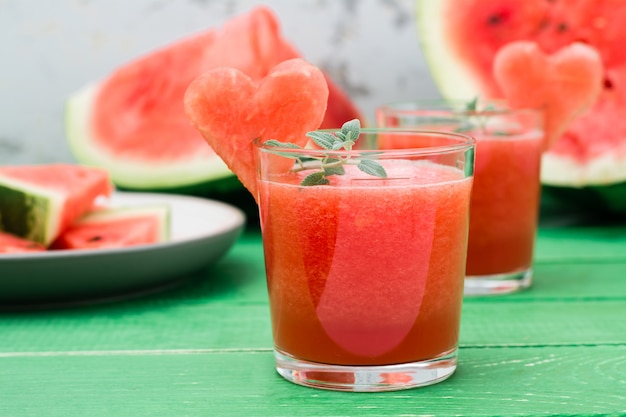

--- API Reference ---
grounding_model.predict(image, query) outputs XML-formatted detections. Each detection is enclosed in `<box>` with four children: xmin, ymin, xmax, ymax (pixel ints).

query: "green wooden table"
<box><xmin>2</xmin><ymin>223</ymin><xmax>626</xmax><ymax>416</ymax></box>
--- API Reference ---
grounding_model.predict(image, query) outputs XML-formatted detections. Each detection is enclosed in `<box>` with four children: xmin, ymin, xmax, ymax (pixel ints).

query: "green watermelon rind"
<box><xmin>0</xmin><ymin>175</ymin><xmax>64</xmax><ymax>245</ymax></box>
<box><xmin>65</xmin><ymin>83</ymin><xmax>235</xmax><ymax>190</ymax></box>
<box><xmin>415</xmin><ymin>0</ymin><xmax>626</xmax><ymax>201</ymax></box>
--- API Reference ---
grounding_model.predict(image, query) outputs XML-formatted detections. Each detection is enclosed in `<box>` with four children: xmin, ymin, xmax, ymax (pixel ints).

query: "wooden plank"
<box><xmin>1</xmin><ymin>346</ymin><xmax>624</xmax><ymax>417</ymax></box>
<box><xmin>2</xmin><ymin>257</ymin><xmax>626</xmax><ymax>352</ymax></box>
<box><xmin>460</xmin><ymin>300</ymin><xmax>626</xmax><ymax>347</ymax></box>
<box><xmin>2</xmin><ymin>298</ymin><xmax>624</xmax><ymax>353</ymax></box>
<box><xmin>535</xmin><ymin>226</ymin><xmax>626</xmax><ymax>263</ymax></box>
<box><xmin>0</xmin><ymin>302</ymin><xmax>273</xmax><ymax>353</ymax></box>
<box><xmin>463</xmin><ymin>261</ymin><xmax>626</xmax><ymax>302</ymax></box>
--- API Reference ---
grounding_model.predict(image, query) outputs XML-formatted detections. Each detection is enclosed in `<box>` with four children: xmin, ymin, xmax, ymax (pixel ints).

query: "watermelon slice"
<box><xmin>184</xmin><ymin>58</ymin><xmax>329</xmax><ymax>200</ymax></box>
<box><xmin>65</xmin><ymin>6</ymin><xmax>362</xmax><ymax>193</ymax></box>
<box><xmin>51</xmin><ymin>205</ymin><xmax>169</xmax><ymax>250</ymax></box>
<box><xmin>0</xmin><ymin>164</ymin><xmax>113</xmax><ymax>245</ymax></box>
<box><xmin>0</xmin><ymin>231</ymin><xmax>46</xmax><ymax>254</ymax></box>
<box><xmin>417</xmin><ymin>0</ymin><xmax>626</xmax><ymax>214</ymax></box>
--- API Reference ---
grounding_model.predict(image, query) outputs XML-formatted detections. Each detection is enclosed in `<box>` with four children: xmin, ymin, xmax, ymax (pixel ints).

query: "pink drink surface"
<box><xmin>466</xmin><ymin>130</ymin><xmax>543</xmax><ymax>276</ymax></box>
<box><xmin>259</xmin><ymin>162</ymin><xmax>472</xmax><ymax>366</ymax></box>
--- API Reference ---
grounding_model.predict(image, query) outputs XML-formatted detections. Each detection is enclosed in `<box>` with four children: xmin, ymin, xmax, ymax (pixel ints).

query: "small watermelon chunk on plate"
<box><xmin>51</xmin><ymin>205</ymin><xmax>170</xmax><ymax>250</ymax></box>
<box><xmin>0</xmin><ymin>164</ymin><xmax>113</xmax><ymax>246</ymax></box>
<box><xmin>0</xmin><ymin>232</ymin><xmax>46</xmax><ymax>254</ymax></box>
<box><xmin>416</xmin><ymin>0</ymin><xmax>626</xmax><ymax>217</ymax></box>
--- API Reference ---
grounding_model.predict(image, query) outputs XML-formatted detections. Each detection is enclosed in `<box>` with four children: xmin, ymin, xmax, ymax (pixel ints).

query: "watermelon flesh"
<box><xmin>66</xmin><ymin>6</ymin><xmax>362</xmax><ymax>191</ymax></box>
<box><xmin>0</xmin><ymin>231</ymin><xmax>46</xmax><ymax>254</ymax></box>
<box><xmin>184</xmin><ymin>58</ymin><xmax>329</xmax><ymax>201</ymax></box>
<box><xmin>0</xmin><ymin>164</ymin><xmax>113</xmax><ymax>245</ymax></box>
<box><xmin>51</xmin><ymin>205</ymin><xmax>169</xmax><ymax>250</ymax></box>
<box><xmin>418</xmin><ymin>0</ymin><xmax>626</xmax><ymax>187</ymax></box>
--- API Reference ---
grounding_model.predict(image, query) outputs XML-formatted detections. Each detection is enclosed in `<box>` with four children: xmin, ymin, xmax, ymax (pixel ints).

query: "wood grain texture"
<box><xmin>1</xmin><ymin>227</ymin><xmax>625</xmax><ymax>416</ymax></box>
<box><xmin>1</xmin><ymin>347</ymin><xmax>624</xmax><ymax>417</ymax></box>
<box><xmin>535</xmin><ymin>226</ymin><xmax>626</xmax><ymax>263</ymax></box>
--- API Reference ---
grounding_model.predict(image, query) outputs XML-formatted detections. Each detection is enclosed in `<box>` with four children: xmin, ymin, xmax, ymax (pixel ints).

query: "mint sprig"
<box><xmin>455</xmin><ymin>97</ymin><xmax>498</xmax><ymax>134</ymax></box>
<box><xmin>264</xmin><ymin>119</ymin><xmax>387</xmax><ymax>186</ymax></box>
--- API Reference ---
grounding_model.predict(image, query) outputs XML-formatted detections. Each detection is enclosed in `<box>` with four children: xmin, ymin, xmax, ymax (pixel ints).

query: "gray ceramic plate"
<box><xmin>0</xmin><ymin>192</ymin><xmax>246</xmax><ymax>307</ymax></box>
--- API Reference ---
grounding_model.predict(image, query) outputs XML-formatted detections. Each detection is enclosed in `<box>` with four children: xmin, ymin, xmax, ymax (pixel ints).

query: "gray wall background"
<box><xmin>0</xmin><ymin>0</ymin><xmax>440</xmax><ymax>165</ymax></box>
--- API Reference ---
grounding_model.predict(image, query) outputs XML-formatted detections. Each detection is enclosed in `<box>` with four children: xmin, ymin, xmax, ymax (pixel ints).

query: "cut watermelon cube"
<box><xmin>50</xmin><ymin>205</ymin><xmax>170</xmax><ymax>250</ymax></box>
<box><xmin>0</xmin><ymin>164</ymin><xmax>113</xmax><ymax>246</ymax></box>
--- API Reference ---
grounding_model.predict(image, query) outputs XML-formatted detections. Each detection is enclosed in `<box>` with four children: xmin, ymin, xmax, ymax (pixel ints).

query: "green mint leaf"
<box><xmin>301</xmin><ymin>171</ymin><xmax>330</xmax><ymax>186</ymax></box>
<box><xmin>491</xmin><ymin>130</ymin><xmax>510</xmax><ymax>136</ymax></box>
<box><xmin>357</xmin><ymin>159</ymin><xmax>387</xmax><ymax>178</ymax></box>
<box><xmin>466</xmin><ymin>97</ymin><xmax>478</xmax><ymax>111</ymax></box>
<box><xmin>269</xmin><ymin>119</ymin><xmax>390</xmax><ymax>186</ymax></box>
<box><xmin>454</xmin><ymin>124</ymin><xmax>475</xmax><ymax>133</ymax></box>
<box><xmin>306</xmin><ymin>131</ymin><xmax>338</xmax><ymax>150</ymax></box>
<box><xmin>264</xmin><ymin>139</ymin><xmax>302</xmax><ymax>149</ymax></box>
<box><xmin>332</xmin><ymin>140</ymin><xmax>353</xmax><ymax>150</ymax></box>
<box><xmin>341</xmin><ymin>119</ymin><xmax>361</xmax><ymax>142</ymax></box>
<box><xmin>322</xmin><ymin>159</ymin><xmax>346</xmax><ymax>176</ymax></box>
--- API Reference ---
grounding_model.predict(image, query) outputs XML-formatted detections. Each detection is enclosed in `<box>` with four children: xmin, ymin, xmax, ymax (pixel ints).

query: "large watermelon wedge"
<box><xmin>65</xmin><ymin>6</ymin><xmax>362</xmax><ymax>194</ymax></box>
<box><xmin>417</xmin><ymin>0</ymin><xmax>626</xmax><ymax>215</ymax></box>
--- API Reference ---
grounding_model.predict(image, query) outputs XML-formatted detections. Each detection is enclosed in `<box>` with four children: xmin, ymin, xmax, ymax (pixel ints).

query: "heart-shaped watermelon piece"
<box><xmin>184</xmin><ymin>58</ymin><xmax>329</xmax><ymax>201</ymax></box>
<box><xmin>494</xmin><ymin>41</ymin><xmax>604</xmax><ymax>150</ymax></box>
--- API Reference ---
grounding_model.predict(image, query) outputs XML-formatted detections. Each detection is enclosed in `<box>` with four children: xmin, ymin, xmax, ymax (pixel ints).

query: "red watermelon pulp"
<box><xmin>417</xmin><ymin>0</ymin><xmax>626</xmax><ymax>215</ymax></box>
<box><xmin>51</xmin><ymin>205</ymin><xmax>170</xmax><ymax>250</ymax></box>
<box><xmin>0</xmin><ymin>232</ymin><xmax>46</xmax><ymax>254</ymax></box>
<box><xmin>65</xmin><ymin>6</ymin><xmax>362</xmax><ymax>196</ymax></box>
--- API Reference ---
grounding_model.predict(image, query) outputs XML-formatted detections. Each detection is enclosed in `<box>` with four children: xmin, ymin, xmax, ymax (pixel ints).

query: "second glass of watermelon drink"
<box><xmin>255</xmin><ymin>126</ymin><xmax>475</xmax><ymax>392</ymax></box>
<box><xmin>376</xmin><ymin>100</ymin><xmax>544</xmax><ymax>295</ymax></box>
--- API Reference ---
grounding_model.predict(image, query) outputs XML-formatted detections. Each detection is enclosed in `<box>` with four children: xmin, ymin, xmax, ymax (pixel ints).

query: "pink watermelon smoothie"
<box><xmin>259</xmin><ymin>162</ymin><xmax>472</xmax><ymax>366</ymax></box>
<box><xmin>467</xmin><ymin>130</ymin><xmax>543</xmax><ymax>276</ymax></box>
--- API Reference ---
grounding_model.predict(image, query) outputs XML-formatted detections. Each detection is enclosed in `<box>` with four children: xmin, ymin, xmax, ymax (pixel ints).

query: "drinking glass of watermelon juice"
<box><xmin>255</xmin><ymin>128</ymin><xmax>475</xmax><ymax>391</ymax></box>
<box><xmin>376</xmin><ymin>101</ymin><xmax>544</xmax><ymax>296</ymax></box>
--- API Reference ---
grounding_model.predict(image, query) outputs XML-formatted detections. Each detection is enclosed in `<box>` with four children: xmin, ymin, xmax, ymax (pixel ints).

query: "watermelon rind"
<box><xmin>541</xmin><ymin>152</ymin><xmax>626</xmax><ymax>186</ymax></box>
<box><xmin>416</xmin><ymin>0</ymin><xmax>481</xmax><ymax>102</ymax></box>
<box><xmin>0</xmin><ymin>175</ymin><xmax>64</xmax><ymax>245</ymax></box>
<box><xmin>65</xmin><ymin>83</ymin><xmax>234</xmax><ymax>190</ymax></box>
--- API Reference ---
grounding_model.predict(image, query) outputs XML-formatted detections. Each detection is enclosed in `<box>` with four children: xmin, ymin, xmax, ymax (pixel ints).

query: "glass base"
<box><xmin>274</xmin><ymin>347</ymin><xmax>458</xmax><ymax>392</ymax></box>
<box><xmin>464</xmin><ymin>268</ymin><xmax>532</xmax><ymax>296</ymax></box>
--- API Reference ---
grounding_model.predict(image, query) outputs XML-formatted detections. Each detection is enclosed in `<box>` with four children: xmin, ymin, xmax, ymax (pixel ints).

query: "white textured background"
<box><xmin>0</xmin><ymin>0</ymin><xmax>440</xmax><ymax>165</ymax></box>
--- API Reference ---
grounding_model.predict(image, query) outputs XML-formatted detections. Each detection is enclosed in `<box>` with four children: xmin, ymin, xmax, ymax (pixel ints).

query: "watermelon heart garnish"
<box><xmin>184</xmin><ymin>58</ymin><xmax>329</xmax><ymax>201</ymax></box>
<box><xmin>493</xmin><ymin>41</ymin><xmax>604</xmax><ymax>150</ymax></box>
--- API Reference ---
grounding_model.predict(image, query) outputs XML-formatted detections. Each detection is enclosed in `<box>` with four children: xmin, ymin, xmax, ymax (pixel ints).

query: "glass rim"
<box><xmin>256</xmin><ymin>128</ymin><xmax>475</xmax><ymax>158</ymax></box>
<box><xmin>377</xmin><ymin>99</ymin><xmax>543</xmax><ymax>117</ymax></box>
